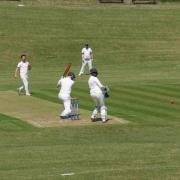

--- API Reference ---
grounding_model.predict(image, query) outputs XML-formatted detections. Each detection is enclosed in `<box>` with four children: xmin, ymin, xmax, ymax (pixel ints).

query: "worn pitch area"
<box><xmin>0</xmin><ymin>91</ymin><xmax>128</xmax><ymax>127</ymax></box>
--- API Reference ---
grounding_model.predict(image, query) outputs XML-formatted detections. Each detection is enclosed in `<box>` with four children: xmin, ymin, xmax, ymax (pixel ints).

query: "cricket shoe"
<box><xmin>78</xmin><ymin>73</ymin><xmax>83</xmax><ymax>76</ymax></box>
<box><xmin>26</xmin><ymin>93</ymin><xmax>31</xmax><ymax>96</ymax></box>
<box><xmin>102</xmin><ymin>119</ymin><xmax>107</xmax><ymax>123</ymax></box>
<box><xmin>60</xmin><ymin>115</ymin><xmax>69</xmax><ymax>119</ymax></box>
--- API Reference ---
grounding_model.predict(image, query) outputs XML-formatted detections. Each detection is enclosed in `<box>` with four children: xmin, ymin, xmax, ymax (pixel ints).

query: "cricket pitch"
<box><xmin>0</xmin><ymin>91</ymin><xmax>128</xmax><ymax>128</ymax></box>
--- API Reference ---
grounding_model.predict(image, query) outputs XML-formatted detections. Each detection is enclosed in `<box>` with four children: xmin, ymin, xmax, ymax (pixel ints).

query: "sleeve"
<box><xmin>81</xmin><ymin>48</ymin><xmax>84</xmax><ymax>54</ymax></box>
<box><xmin>17</xmin><ymin>62</ymin><xmax>21</xmax><ymax>68</ymax></box>
<box><xmin>57</xmin><ymin>78</ymin><xmax>62</xmax><ymax>86</ymax></box>
<box><xmin>90</xmin><ymin>48</ymin><xmax>92</xmax><ymax>53</ymax></box>
<box><xmin>95</xmin><ymin>78</ymin><xmax>103</xmax><ymax>88</ymax></box>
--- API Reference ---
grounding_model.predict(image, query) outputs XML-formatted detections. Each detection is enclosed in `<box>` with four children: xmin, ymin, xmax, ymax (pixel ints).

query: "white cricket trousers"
<box><xmin>58</xmin><ymin>93</ymin><xmax>72</xmax><ymax>116</ymax></box>
<box><xmin>19</xmin><ymin>75</ymin><xmax>30</xmax><ymax>95</ymax></box>
<box><xmin>79</xmin><ymin>59</ymin><xmax>92</xmax><ymax>75</ymax></box>
<box><xmin>90</xmin><ymin>92</ymin><xmax>107</xmax><ymax>121</ymax></box>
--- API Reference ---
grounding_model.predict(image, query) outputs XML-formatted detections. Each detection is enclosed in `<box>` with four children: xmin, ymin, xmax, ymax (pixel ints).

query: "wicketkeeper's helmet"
<box><xmin>90</xmin><ymin>68</ymin><xmax>98</xmax><ymax>76</ymax></box>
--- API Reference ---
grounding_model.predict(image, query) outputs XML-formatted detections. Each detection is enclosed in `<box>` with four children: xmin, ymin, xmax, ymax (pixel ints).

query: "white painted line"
<box><xmin>18</xmin><ymin>4</ymin><xmax>25</xmax><ymax>7</ymax></box>
<box><xmin>112</xmin><ymin>117</ymin><xmax>129</xmax><ymax>124</ymax></box>
<box><xmin>61</xmin><ymin>172</ymin><xmax>75</xmax><ymax>176</ymax></box>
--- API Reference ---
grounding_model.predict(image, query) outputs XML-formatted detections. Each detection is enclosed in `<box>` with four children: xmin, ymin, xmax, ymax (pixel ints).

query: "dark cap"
<box><xmin>67</xmin><ymin>72</ymin><xmax>76</xmax><ymax>79</ymax></box>
<box><xmin>90</xmin><ymin>68</ymin><xmax>98</xmax><ymax>74</ymax></box>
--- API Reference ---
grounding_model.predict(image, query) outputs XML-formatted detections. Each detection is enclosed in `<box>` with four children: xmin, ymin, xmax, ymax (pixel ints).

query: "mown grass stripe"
<box><xmin>126</xmin><ymin>85</ymin><xmax>180</xmax><ymax>99</ymax></box>
<box><xmin>111</xmin><ymin>88</ymin><xmax>164</xmax><ymax>102</ymax></box>
<box><xmin>155</xmin><ymin>84</ymin><xmax>180</xmax><ymax>93</ymax></box>
<box><xmin>111</xmin><ymin>89</ymin><xmax>180</xmax><ymax>112</ymax></box>
<box><xmin>112</xmin><ymin>85</ymin><xmax>180</xmax><ymax>98</ymax></box>
<box><xmin>109</xmin><ymin>91</ymin><xmax>179</xmax><ymax>114</ymax></box>
<box><xmin>110</xmin><ymin>87</ymin><xmax>180</xmax><ymax>110</ymax></box>
<box><xmin>33</xmin><ymin>91</ymin><xmax>59</xmax><ymax>104</ymax></box>
<box><xmin>0</xmin><ymin>114</ymin><xmax>34</xmax><ymax>131</ymax></box>
<box><xmin>108</xmin><ymin>98</ymin><xmax>180</xmax><ymax>120</ymax></box>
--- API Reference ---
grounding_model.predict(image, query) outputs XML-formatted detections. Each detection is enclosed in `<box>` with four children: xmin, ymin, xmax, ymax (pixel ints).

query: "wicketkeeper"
<box><xmin>88</xmin><ymin>68</ymin><xmax>109</xmax><ymax>123</ymax></box>
<box><xmin>57</xmin><ymin>72</ymin><xmax>76</xmax><ymax>119</ymax></box>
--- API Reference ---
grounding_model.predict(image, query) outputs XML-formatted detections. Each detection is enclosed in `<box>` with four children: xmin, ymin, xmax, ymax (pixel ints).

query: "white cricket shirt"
<box><xmin>58</xmin><ymin>77</ymin><xmax>74</xmax><ymax>95</ymax></box>
<box><xmin>17</xmin><ymin>61</ymin><xmax>30</xmax><ymax>76</ymax></box>
<box><xmin>88</xmin><ymin>76</ymin><xmax>103</xmax><ymax>95</ymax></box>
<box><xmin>81</xmin><ymin>47</ymin><xmax>92</xmax><ymax>60</ymax></box>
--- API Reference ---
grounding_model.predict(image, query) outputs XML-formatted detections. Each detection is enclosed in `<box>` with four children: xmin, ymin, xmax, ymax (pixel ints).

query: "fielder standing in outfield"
<box><xmin>14</xmin><ymin>54</ymin><xmax>31</xmax><ymax>96</ymax></box>
<box><xmin>88</xmin><ymin>68</ymin><xmax>108</xmax><ymax>123</ymax></box>
<box><xmin>78</xmin><ymin>44</ymin><xmax>93</xmax><ymax>76</ymax></box>
<box><xmin>57</xmin><ymin>72</ymin><xmax>76</xmax><ymax>119</ymax></box>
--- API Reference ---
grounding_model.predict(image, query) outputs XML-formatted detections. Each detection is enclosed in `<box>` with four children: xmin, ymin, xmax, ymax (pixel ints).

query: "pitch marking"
<box><xmin>61</xmin><ymin>172</ymin><xmax>75</xmax><ymax>176</ymax></box>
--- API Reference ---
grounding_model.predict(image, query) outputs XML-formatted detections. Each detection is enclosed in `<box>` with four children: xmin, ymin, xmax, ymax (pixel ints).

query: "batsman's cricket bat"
<box><xmin>63</xmin><ymin>63</ymin><xmax>72</xmax><ymax>77</ymax></box>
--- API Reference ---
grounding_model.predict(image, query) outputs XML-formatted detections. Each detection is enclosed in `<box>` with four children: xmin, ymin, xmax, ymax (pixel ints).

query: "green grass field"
<box><xmin>0</xmin><ymin>1</ymin><xmax>180</xmax><ymax>179</ymax></box>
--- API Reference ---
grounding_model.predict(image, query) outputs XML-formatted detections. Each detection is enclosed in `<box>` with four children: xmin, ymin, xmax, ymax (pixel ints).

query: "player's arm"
<box><xmin>28</xmin><ymin>64</ymin><xmax>31</xmax><ymax>70</ymax></box>
<box><xmin>96</xmin><ymin>79</ymin><xmax>109</xmax><ymax>98</ymax></box>
<box><xmin>90</xmin><ymin>50</ymin><xmax>93</xmax><ymax>61</ymax></box>
<box><xmin>81</xmin><ymin>53</ymin><xmax>84</xmax><ymax>62</ymax></box>
<box><xmin>81</xmin><ymin>49</ymin><xmax>84</xmax><ymax>62</ymax></box>
<box><xmin>14</xmin><ymin>67</ymin><xmax>20</xmax><ymax>78</ymax></box>
<box><xmin>96</xmin><ymin>78</ymin><xmax>104</xmax><ymax>89</ymax></box>
<box><xmin>57</xmin><ymin>78</ymin><xmax>62</xmax><ymax>88</ymax></box>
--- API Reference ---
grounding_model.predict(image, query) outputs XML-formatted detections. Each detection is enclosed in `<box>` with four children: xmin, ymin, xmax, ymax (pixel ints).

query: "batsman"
<box><xmin>88</xmin><ymin>68</ymin><xmax>109</xmax><ymax>123</ymax></box>
<box><xmin>57</xmin><ymin>63</ymin><xmax>76</xmax><ymax>119</ymax></box>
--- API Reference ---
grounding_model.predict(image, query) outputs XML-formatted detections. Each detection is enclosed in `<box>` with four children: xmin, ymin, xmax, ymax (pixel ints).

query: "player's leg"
<box><xmin>91</xmin><ymin>106</ymin><xmax>100</xmax><ymax>120</ymax></box>
<box><xmin>17</xmin><ymin>85</ymin><xmax>24</xmax><ymax>95</ymax></box>
<box><xmin>79</xmin><ymin>60</ymin><xmax>87</xmax><ymax>76</ymax></box>
<box><xmin>58</xmin><ymin>93</ymin><xmax>65</xmax><ymax>117</ymax></box>
<box><xmin>58</xmin><ymin>94</ymin><xmax>71</xmax><ymax>118</ymax></box>
<box><xmin>62</xmin><ymin>98</ymin><xmax>71</xmax><ymax>117</ymax></box>
<box><xmin>21</xmin><ymin>76</ymin><xmax>30</xmax><ymax>96</ymax></box>
<box><xmin>91</xmin><ymin>95</ymin><xmax>100</xmax><ymax>121</ymax></box>
<box><xmin>99</xmin><ymin>94</ymin><xmax>107</xmax><ymax>122</ymax></box>
<box><xmin>87</xmin><ymin>60</ymin><xmax>92</xmax><ymax>72</ymax></box>
<box><xmin>100</xmin><ymin>106</ymin><xmax>107</xmax><ymax>123</ymax></box>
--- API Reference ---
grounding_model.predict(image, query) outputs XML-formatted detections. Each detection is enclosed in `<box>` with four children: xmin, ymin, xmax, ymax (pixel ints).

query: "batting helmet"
<box><xmin>68</xmin><ymin>72</ymin><xmax>76</xmax><ymax>80</ymax></box>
